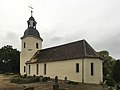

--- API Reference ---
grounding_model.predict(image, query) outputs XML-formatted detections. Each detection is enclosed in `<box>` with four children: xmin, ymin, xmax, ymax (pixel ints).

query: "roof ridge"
<box><xmin>41</xmin><ymin>39</ymin><xmax>85</xmax><ymax>51</ymax></box>
<box><xmin>84</xmin><ymin>41</ymin><xmax>99</xmax><ymax>57</ymax></box>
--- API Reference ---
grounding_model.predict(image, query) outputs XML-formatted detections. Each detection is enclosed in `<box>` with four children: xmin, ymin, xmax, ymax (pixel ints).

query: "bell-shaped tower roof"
<box><xmin>21</xmin><ymin>10</ymin><xmax>43</xmax><ymax>41</ymax></box>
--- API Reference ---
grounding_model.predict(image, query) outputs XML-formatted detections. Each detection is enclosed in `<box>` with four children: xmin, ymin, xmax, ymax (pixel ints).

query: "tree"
<box><xmin>0</xmin><ymin>45</ymin><xmax>20</xmax><ymax>73</ymax></box>
<box><xmin>98</xmin><ymin>50</ymin><xmax>115</xmax><ymax>85</ymax></box>
<box><xmin>112</xmin><ymin>60</ymin><xmax>120</xmax><ymax>83</ymax></box>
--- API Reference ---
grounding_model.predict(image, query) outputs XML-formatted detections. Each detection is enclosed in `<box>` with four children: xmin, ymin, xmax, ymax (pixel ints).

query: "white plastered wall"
<box><xmin>84</xmin><ymin>58</ymin><xmax>103</xmax><ymax>84</ymax></box>
<box><xmin>20</xmin><ymin>36</ymin><xmax>42</xmax><ymax>75</ymax></box>
<box><xmin>27</xmin><ymin>59</ymin><xmax>83</xmax><ymax>82</ymax></box>
<box><xmin>26</xmin><ymin>58</ymin><xmax>103</xmax><ymax>84</ymax></box>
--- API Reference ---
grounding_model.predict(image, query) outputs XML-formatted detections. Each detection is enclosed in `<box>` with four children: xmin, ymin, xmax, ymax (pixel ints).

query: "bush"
<box><xmin>10</xmin><ymin>75</ymin><xmax>51</xmax><ymax>84</ymax></box>
<box><xmin>23</xmin><ymin>74</ymin><xmax>27</xmax><ymax>78</ymax></box>
<box><xmin>10</xmin><ymin>76</ymin><xmax>37</xmax><ymax>84</ymax></box>
<box><xmin>10</xmin><ymin>77</ymin><xmax>21</xmax><ymax>83</ymax></box>
<box><xmin>0</xmin><ymin>71</ymin><xmax>4</xmax><ymax>74</ymax></box>
<box><xmin>35</xmin><ymin>76</ymin><xmax>40</xmax><ymax>82</ymax></box>
<box><xmin>67</xmin><ymin>81</ymin><xmax>78</xmax><ymax>85</ymax></box>
<box><xmin>33</xmin><ymin>74</ymin><xmax>36</xmax><ymax>77</ymax></box>
<box><xmin>4</xmin><ymin>72</ymin><xmax>10</xmax><ymax>75</ymax></box>
<box><xmin>59</xmin><ymin>88</ymin><xmax>69</xmax><ymax>90</ymax></box>
<box><xmin>106</xmin><ymin>77</ymin><xmax>116</xmax><ymax>86</ymax></box>
<box><xmin>104</xmin><ymin>76</ymin><xmax>116</xmax><ymax>86</ymax></box>
<box><xmin>43</xmin><ymin>77</ymin><xmax>48</xmax><ymax>82</ymax></box>
<box><xmin>40</xmin><ymin>76</ymin><xmax>50</xmax><ymax>82</ymax></box>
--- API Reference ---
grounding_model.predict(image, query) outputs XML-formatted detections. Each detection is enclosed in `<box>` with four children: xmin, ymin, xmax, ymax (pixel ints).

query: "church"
<box><xmin>20</xmin><ymin>11</ymin><xmax>103</xmax><ymax>84</ymax></box>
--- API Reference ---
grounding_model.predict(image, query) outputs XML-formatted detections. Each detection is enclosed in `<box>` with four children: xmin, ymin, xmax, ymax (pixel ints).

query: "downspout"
<box><xmin>25</xmin><ymin>61</ymin><xmax>28</xmax><ymax>75</ymax></box>
<box><xmin>82</xmin><ymin>40</ymin><xmax>87</xmax><ymax>83</ymax></box>
<box><xmin>82</xmin><ymin>57</ymin><xmax>84</xmax><ymax>83</ymax></box>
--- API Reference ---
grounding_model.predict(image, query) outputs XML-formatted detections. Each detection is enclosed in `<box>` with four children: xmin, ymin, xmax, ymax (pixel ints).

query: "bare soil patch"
<box><xmin>0</xmin><ymin>74</ymin><xmax>22</xmax><ymax>88</ymax></box>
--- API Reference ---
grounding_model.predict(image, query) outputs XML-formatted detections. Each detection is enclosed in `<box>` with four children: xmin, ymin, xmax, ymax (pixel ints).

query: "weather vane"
<box><xmin>28</xmin><ymin>5</ymin><xmax>34</xmax><ymax>16</ymax></box>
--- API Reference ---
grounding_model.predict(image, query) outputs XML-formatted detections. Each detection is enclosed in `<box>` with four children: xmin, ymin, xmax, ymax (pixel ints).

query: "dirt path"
<box><xmin>0</xmin><ymin>74</ymin><xmax>22</xmax><ymax>88</ymax></box>
<box><xmin>0</xmin><ymin>74</ymin><xmax>52</xmax><ymax>90</ymax></box>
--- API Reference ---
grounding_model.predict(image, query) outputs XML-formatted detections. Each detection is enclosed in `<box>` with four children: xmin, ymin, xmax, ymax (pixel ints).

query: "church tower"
<box><xmin>20</xmin><ymin>11</ymin><xmax>43</xmax><ymax>75</ymax></box>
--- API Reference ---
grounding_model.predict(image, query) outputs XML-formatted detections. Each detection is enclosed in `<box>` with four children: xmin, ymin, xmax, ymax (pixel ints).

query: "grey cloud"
<box><xmin>93</xmin><ymin>32</ymin><xmax>120</xmax><ymax>59</ymax></box>
<box><xmin>0</xmin><ymin>31</ymin><xmax>20</xmax><ymax>50</ymax></box>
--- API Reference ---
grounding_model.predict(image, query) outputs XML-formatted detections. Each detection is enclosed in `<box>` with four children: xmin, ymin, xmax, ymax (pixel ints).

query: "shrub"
<box><xmin>43</xmin><ymin>77</ymin><xmax>48</xmax><ymax>82</ymax></box>
<box><xmin>23</xmin><ymin>74</ymin><xmax>27</xmax><ymax>78</ymax></box>
<box><xmin>10</xmin><ymin>76</ymin><xmax>36</xmax><ymax>84</ymax></box>
<box><xmin>41</xmin><ymin>77</ymin><xmax>50</xmax><ymax>82</ymax></box>
<box><xmin>10</xmin><ymin>77</ymin><xmax>21</xmax><ymax>83</ymax></box>
<box><xmin>4</xmin><ymin>72</ymin><xmax>10</xmax><ymax>75</ymax></box>
<box><xmin>67</xmin><ymin>81</ymin><xmax>78</xmax><ymax>85</ymax></box>
<box><xmin>0</xmin><ymin>71</ymin><xmax>4</xmax><ymax>74</ymax></box>
<box><xmin>10</xmin><ymin>75</ymin><xmax>51</xmax><ymax>84</ymax></box>
<box><xmin>35</xmin><ymin>76</ymin><xmax>40</xmax><ymax>82</ymax></box>
<box><xmin>47</xmin><ymin>77</ymin><xmax>50</xmax><ymax>80</ymax></box>
<box><xmin>33</xmin><ymin>74</ymin><xmax>36</xmax><ymax>77</ymax></box>
<box><xmin>59</xmin><ymin>88</ymin><xmax>69</xmax><ymax>90</ymax></box>
<box><xmin>104</xmin><ymin>76</ymin><xmax>116</xmax><ymax>86</ymax></box>
<box><xmin>105</xmin><ymin>77</ymin><xmax>116</xmax><ymax>86</ymax></box>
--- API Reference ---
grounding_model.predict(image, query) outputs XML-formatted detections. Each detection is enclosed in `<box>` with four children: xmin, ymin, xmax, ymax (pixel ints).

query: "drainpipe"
<box><xmin>82</xmin><ymin>40</ymin><xmax>86</xmax><ymax>83</ymax></box>
<box><xmin>82</xmin><ymin>57</ymin><xmax>84</xmax><ymax>83</ymax></box>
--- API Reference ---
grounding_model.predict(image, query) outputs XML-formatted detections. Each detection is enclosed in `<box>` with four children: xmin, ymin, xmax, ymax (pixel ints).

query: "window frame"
<box><xmin>24</xmin><ymin>66</ymin><xmax>26</xmax><ymax>73</ymax></box>
<box><xmin>76</xmin><ymin>63</ymin><xmax>79</xmax><ymax>73</ymax></box>
<box><xmin>36</xmin><ymin>43</ymin><xmax>39</xmax><ymax>49</ymax></box>
<box><xmin>24</xmin><ymin>42</ymin><xmax>26</xmax><ymax>48</ymax></box>
<box><xmin>44</xmin><ymin>63</ymin><xmax>46</xmax><ymax>75</ymax></box>
<box><xmin>28</xmin><ymin>65</ymin><xmax>31</xmax><ymax>74</ymax></box>
<box><xmin>36</xmin><ymin>64</ymin><xmax>39</xmax><ymax>75</ymax></box>
<box><xmin>91</xmin><ymin>63</ymin><xmax>94</xmax><ymax>76</ymax></box>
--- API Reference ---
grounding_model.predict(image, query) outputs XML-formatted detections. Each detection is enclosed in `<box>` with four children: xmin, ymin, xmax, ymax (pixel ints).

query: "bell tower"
<box><xmin>27</xmin><ymin>10</ymin><xmax>37</xmax><ymax>28</ymax></box>
<box><xmin>20</xmin><ymin>10</ymin><xmax>43</xmax><ymax>75</ymax></box>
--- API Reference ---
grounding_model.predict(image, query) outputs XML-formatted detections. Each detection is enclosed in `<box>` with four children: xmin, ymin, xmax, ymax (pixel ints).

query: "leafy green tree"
<box><xmin>98</xmin><ymin>50</ymin><xmax>115</xmax><ymax>84</ymax></box>
<box><xmin>112</xmin><ymin>60</ymin><xmax>120</xmax><ymax>83</ymax></box>
<box><xmin>0</xmin><ymin>45</ymin><xmax>20</xmax><ymax>73</ymax></box>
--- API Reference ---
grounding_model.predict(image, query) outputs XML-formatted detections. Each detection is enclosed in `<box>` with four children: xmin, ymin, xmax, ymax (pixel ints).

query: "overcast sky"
<box><xmin>0</xmin><ymin>0</ymin><xmax>120</xmax><ymax>59</ymax></box>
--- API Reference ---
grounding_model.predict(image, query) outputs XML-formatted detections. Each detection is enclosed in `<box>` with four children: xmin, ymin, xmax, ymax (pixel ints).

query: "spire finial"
<box><xmin>31</xmin><ymin>10</ymin><xmax>33</xmax><ymax>16</ymax></box>
<box><xmin>28</xmin><ymin>5</ymin><xmax>34</xmax><ymax>16</ymax></box>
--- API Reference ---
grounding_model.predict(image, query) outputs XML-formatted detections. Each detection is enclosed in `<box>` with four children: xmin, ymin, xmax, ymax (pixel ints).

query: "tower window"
<box><xmin>36</xmin><ymin>43</ymin><xmax>39</xmax><ymax>49</ymax></box>
<box><xmin>24</xmin><ymin>42</ymin><xmax>26</xmax><ymax>48</ymax></box>
<box><xmin>36</xmin><ymin>64</ymin><xmax>39</xmax><ymax>75</ymax></box>
<box><xmin>44</xmin><ymin>63</ymin><xmax>46</xmax><ymax>75</ymax></box>
<box><xmin>29</xmin><ymin>65</ymin><xmax>31</xmax><ymax>74</ymax></box>
<box><xmin>76</xmin><ymin>63</ymin><xmax>79</xmax><ymax>73</ymax></box>
<box><xmin>91</xmin><ymin>63</ymin><xmax>94</xmax><ymax>76</ymax></box>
